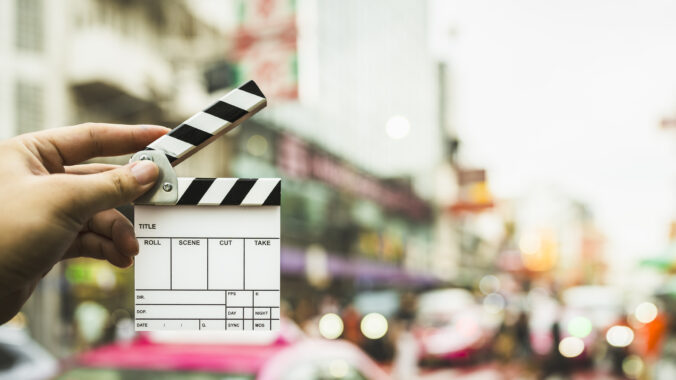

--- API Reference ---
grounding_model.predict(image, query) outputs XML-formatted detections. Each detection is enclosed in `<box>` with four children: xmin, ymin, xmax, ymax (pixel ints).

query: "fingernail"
<box><xmin>140</xmin><ymin>124</ymin><xmax>171</xmax><ymax>133</ymax></box>
<box><xmin>130</xmin><ymin>234</ymin><xmax>139</xmax><ymax>255</ymax></box>
<box><xmin>130</xmin><ymin>161</ymin><xmax>158</xmax><ymax>185</ymax></box>
<box><xmin>122</xmin><ymin>222</ymin><xmax>139</xmax><ymax>255</ymax></box>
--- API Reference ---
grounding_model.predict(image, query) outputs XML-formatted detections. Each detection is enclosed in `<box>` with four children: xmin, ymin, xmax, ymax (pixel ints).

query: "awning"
<box><xmin>280</xmin><ymin>246</ymin><xmax>439</xmax><ymax>286</ymax></box>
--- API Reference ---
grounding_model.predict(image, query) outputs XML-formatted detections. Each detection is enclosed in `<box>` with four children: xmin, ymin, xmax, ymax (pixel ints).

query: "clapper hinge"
<box><xmin>130</xmin><ymin>150</ymin><xmax>178</xmax><ymax>205</ymax></box>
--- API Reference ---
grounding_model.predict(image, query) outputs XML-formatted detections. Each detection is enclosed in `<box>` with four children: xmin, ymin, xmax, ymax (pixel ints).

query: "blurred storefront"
<box><xmin>231</xmin><ymin>121</ymin><xmax>439</xmax><ymax>310</ymax></box>
<box><xmin>1</xmin><ymin>0</ymin><xmax>238</xmax><ymax>354</ymax></box>
<box><xmin>7</xmin><ymin>0</ymin><xmax>447</xmax><ymax>363</ymax></box>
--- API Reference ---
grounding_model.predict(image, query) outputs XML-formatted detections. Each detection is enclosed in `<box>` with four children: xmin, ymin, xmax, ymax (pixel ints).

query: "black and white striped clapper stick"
<box><xmin>145</xmin><ymin>80</ymin><xmax>266</xmax><ymax>166</ymax></box>
<box><xmin>175</xmin><ymin>178</ymin><xmax>280</xmax><ymax>206</ymax></box>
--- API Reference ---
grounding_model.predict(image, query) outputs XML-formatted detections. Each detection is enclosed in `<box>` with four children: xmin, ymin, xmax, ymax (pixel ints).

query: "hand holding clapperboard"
<box><xmin>132</xmin><ymin>81</ymin><xmax>281</xmax><ymax>331</ymax></box>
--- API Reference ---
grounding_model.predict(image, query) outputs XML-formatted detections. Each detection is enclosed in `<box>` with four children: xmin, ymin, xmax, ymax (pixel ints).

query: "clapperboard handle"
<box><xmin>145</xmin><ymin>80</ymin><xmax>267</xmax><ymax>167</ymax></box>
<box><xmin>130</xmin><ymin>80</ymin><xmax>267</xmax><ymax>205</ymax></box>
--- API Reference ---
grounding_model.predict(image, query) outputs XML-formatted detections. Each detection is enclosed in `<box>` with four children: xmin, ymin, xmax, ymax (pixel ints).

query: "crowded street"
<box><xmin>3</xmin><ymin>0</ymin><xmax>676</xmax><ymax>379</ymax></box>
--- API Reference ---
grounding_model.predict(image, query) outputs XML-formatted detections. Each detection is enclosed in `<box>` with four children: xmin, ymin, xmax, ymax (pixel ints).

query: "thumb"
<box><xmin>60</xmin><ymin>160</ymin><xmax>159</xmax><ymax>218</ymax></box>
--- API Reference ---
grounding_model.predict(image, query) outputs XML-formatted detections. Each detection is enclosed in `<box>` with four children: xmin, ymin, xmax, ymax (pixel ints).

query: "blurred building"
<box><xmin>231</xmin><ymin>120</ymin><xmax>437</xmax><ymax>310</ymax></box>
<box><xmin>0</xmin><ymin>0</ymin><xmax>236</xmax><ymax>353</ymax></box>
<box><xmin>1</xmin><ymin>0</ymin><xmax>448</xmax><ymax>353</ymax></box>
<box><xmin>228</xmin><ymin>0</ymin><xmax>445</xmax><ymax>309</ymax></box>
<box><xmin>258</xmin><ymin>0</ymin><xmax>443</xmax><ymax>188</ymax></box>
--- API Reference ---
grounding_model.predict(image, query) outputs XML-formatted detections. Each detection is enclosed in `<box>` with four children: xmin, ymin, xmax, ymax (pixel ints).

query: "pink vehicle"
<box><xmin>57</xmin><ymin>320</ymin><xmax>390</xmax><ymax>380</ymax></box>
<box><xmin>413</xmin><ymin>289</ymin><xmax>499</xmax><ymax>363</ymax></box>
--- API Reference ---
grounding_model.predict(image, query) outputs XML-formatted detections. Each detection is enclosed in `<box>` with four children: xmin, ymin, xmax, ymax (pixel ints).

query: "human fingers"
<box><xmin>65</xmin><ymin>163</ymin><xmax>119</xmax><ymax>175</ymax></box>
<box><xmin>65</xmin><ymin>232</ymin><xmax>133</xmax><ymax>268</ymax></box>
<box><xmin>0</xmin><ymin>282</ymin><xmax>37</xmax><ymax>325</ymax></box>
<box><xmin>83</xmin><ymin>209</ymin><xmax>138</xmax><ymax>258</ymax></box>
<box><xmin>50</xmin><ymin>160</ymin><xmax>158</xmax><ymax>222</ymax></box>
<box><xmin>25</xmin><ymin>123</ymin><xmax>169</xmax><ymax>167</ymax></box>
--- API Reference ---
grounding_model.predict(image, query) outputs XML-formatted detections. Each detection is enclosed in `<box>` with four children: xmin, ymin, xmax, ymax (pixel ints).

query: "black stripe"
<box><xmin>239</xmin><ymin>80</ymin><xmax>265</xmax><ymax>98</ymax></box>
<box><xmin>262</xmin><ymin>181</ymin><xmax>281</xmax><ymax>206</ymax></box>
<box><xmin>177</xmin><ymin>178</ymin><xmax>215</xmax><ymax>205</ymax></box>
<box><xmin>204</xmin><ymin>101</ymin><xmax>248</xmax><ymax>122</ymax></box>
<box><xmin>168</xmin><ymin>124</ymin><xmax>213</xmax><ymax>147</ymax></box>
<box><xmin>221</xmin><ymin>179</ymin><xmax>256</xmax><ymax>205</ymax></box>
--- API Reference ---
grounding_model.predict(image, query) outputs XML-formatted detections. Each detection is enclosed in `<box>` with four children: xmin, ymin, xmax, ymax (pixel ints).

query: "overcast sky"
<box><xmin>431</xmin><ymin>0</ymin><xmax>676</xmax><ymax>274</ymax></box>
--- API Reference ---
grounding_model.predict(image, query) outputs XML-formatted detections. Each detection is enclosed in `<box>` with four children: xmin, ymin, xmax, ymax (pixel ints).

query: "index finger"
<box><xmin>28</xmin><ymin>123</ymin><xmax>169</xmax><ymax>166</ymax></box>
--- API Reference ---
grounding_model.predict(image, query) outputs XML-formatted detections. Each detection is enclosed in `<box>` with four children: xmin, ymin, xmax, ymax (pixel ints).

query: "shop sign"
<box><xmin>233</xmin><ymin>0</ymin><xmax>298</xmax><ymax>101</ymax></box>
<box><xmin>277</xmin><ymin>133</ymin><xmax>430</xmax><ymax>219</ymax></box>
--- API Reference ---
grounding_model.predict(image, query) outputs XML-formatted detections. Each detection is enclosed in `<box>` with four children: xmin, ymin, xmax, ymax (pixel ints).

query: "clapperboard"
<box><xmin>132</xmin><ymin>81</ymin><xmax>281</xmax><ymax>332</ymax></box>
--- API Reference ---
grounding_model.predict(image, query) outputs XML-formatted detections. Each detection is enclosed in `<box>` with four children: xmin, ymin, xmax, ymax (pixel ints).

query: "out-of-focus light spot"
<box><xmin>328</xmin><ymin>359</ymin><xmax>349</xmax><ymax>378</ymax></box>
<box><xmin>361</xmin><ymin>313</ymin><xmax>388</xmax><ymax>340</ymax></box>
<box><xmin>385</xmin><ymin>115</ymin><xmax>410</xmax><ymax>139</ymax></box>
<box><xmin>606</xmin><ymin>325</ymin><xmax>634</xmax><ymax>347</ymax></box>
<box><xmin>65</xmin><ymin>263</ymin><xmax>88</xmax><ymax>284</ymax></box>
<box><xmin>635</xmin><ymin>302</ymin><xmax>658</xmax><ymax>324</ymax></box>
<box><xmin>482</xmin><ymin>293</ymin><xmax>505</xmax><ymax>314</ymax></box>
<box><xmin>95</xmin><ymin>266</ymin><xmax>116</xmax><ymax>290</ymax></box>
<box><xmin>479</xmin><ymin>275</ymin><xmax>500</xmax><ymax>295</ymax></box>
<box><xmin>75</xmin><ymin>301</ymin><xmax>109</xmax><ymax>343</ymax></box>
<box><xmin>305</xmin><ymin>245</ymin><xmax>330</xmax><ymax>288</ymax></box>
<box><xmin>559</xmin><ymin>336</ymin><xmax>585</xmax><ymax>358</ymax></box>
<box><xmin>567</xmin><ymin>316</ymin><xmax>593</xmax><ymax>338</ymax></box>
<box><xmin>519</xmin><ymin>230</ymin><xmax>557</xmax><ymax>271</ymax></box>
<box><xmin>246</xmin><ymin>134</ymin><xmax>268</xmax><ymax>156</ymax></box>
<box><xmin>319</xmin><ymin>313</ymin><xmax>343</xmax><ymax>340</ymax></box>
<box><xmin>115</xmin><ymin>318</ymin><xmax>135</xmax><ymax>342</ymax></box>
<box><xmin>622</xmin><ymin>355</ymin><xmax>644</xmax><ymax>379</ymax></box>
<box><xmin>519</xmin><ymin>233</ymin><xmax>540</xmax><ymax>255</ymax></box>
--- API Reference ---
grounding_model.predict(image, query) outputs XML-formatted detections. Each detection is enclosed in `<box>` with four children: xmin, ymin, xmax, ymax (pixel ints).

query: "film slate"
<box><xmin>132</xmin><ymin>81</ymin><xmax>281</xmax><ymax>331</ymax></box>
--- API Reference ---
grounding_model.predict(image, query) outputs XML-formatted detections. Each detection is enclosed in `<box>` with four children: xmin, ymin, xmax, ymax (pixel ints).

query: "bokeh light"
<box><xmin>318</xmin><ymin>313</ymin><xmax>344</xmax><ymax>340</ymax></box>
<box><xmin>246</xmin><ymin>134</ymin><xmax>268</xmax><ymax>156</ymax></box>
<box><xmin>518</xmin><ymin>233</ymin><xmax>540</xmax><ymax>255</ymax></box>
<box><xmin>558</xmin><ymin>336</ymin><xmax>585</xmax><ymax>358</ymax></box>
<box><xmin>567</xmin><ymin>316</ymin><xmax>593</xmax><ymax>338</ymax></box>
<box><xmin>482</xmin><ymin>293</ymin><xmax>506</xmax><ymax>314</ymax></box>
<box><xmin>519</xmin><ymin>231</ymin><xmax>557</xmax><ymax>271</ymax></box>
<box><xmin>634</xmin><ymin>302</ymin><xmax>658</xmax><ymax>324</ymax></box>
<box><xmin>95</xmin><ymin>266</ymin><xmax>116</xmax><ymax>290</ymax></box>
<box><xmin>479</xmin><ymin>275</ymin><xmax>500</xmax><ymax>295</ymax></box>
<box><xmin>622</xmin><ymin>355</ymin><xmax>644</xmax><ymax>379</ymax></box>
<box><xmin>360</xmin><ymin>312</ymin><xmax>388</xmax><ymax>340</ymax></box>
<box><xmin>385</xmin><ymin>115</ymin><xmax>410</xmax><ymax>139</ymax></box>
<box><xmin>328</xmin><ymin>359</ymin><xmax>349</xmax><ymax>378</ymax></box>
<box><xmin>606</xmin><ymin>325</ymin><xmax>634</xmax><ymax>348</ymax></box>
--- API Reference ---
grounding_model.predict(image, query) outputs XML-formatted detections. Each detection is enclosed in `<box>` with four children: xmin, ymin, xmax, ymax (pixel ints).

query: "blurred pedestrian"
<box><xmin>514</xmin><ymin>310</ymin><xmax>532</xmax><ymax>358</ymax></box>
<box><xmin>540</xmin><ymin>320</ymin><xmax>569</xmax><ymax>379</ymax></box>
<box><xmin>0</xmin><ymin>123</ymin><xmax>168</xmax><ymax>324</ymax></box>
<box><xmin>341</xmin><ymin>304</ymin><xmax>363</xmax><ymax>345</ymax></box>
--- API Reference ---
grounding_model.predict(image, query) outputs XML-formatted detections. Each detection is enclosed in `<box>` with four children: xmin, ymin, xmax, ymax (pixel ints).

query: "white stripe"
<box><xmin>241</xmin><ymin>178</ymin><xmax>280</xmax><ymax>205</ymax></box>
<box><xmin>148</xmin><ymin>135</ymin><xmax>194</xmax><ymax>158</ymax></box>
<box><xmin>183</xmin><ymin>112</ymin><xmax>229</xmax><ymax>134</ymax></box>
<box><xmin>221</xmin><ymin>88</ymin><xmax>265</xmax><ymax>111</ymax></box>
<box><xmin>177</xmin><ymin>178</ymin><xmax>194</xmax><ymax>200</ymax></box>
<box><xmin>198</xmin><ymin>178</ymin><xmax>237</xmax><ymax>205</ymax></box>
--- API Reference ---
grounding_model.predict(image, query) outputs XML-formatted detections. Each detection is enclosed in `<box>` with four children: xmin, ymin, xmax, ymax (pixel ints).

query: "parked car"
<box><xmin>57</xmin><ymin>319</ymin><xmax>390</xmax><ymax>380</ymax></box>
<box><xmin>0</xmin><ymin>324</ymin><xmax>58</xmax><ymax>380</ymax></box>
<box><xmin>412</xmin><ymin>288</ymin><xmax>499</xmax><ymax>363</ymax></box>
<box><xmin>528</xmin><ymin>286</ymin><xmax>625</xmax><ymax>361</ymax></box>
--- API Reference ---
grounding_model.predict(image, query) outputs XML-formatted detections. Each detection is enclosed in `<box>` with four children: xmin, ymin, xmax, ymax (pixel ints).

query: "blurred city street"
<box><xmin>4</xmin><ymin>0</ymin><xmax>676</xmax><ymax>379</ymax></box>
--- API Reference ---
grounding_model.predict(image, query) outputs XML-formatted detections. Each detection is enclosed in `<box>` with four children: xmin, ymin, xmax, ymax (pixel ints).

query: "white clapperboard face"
<box><xmin>132</xmin><ymin>81</ymin><xmax>281</xmax><ymax>332</ymax></box>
